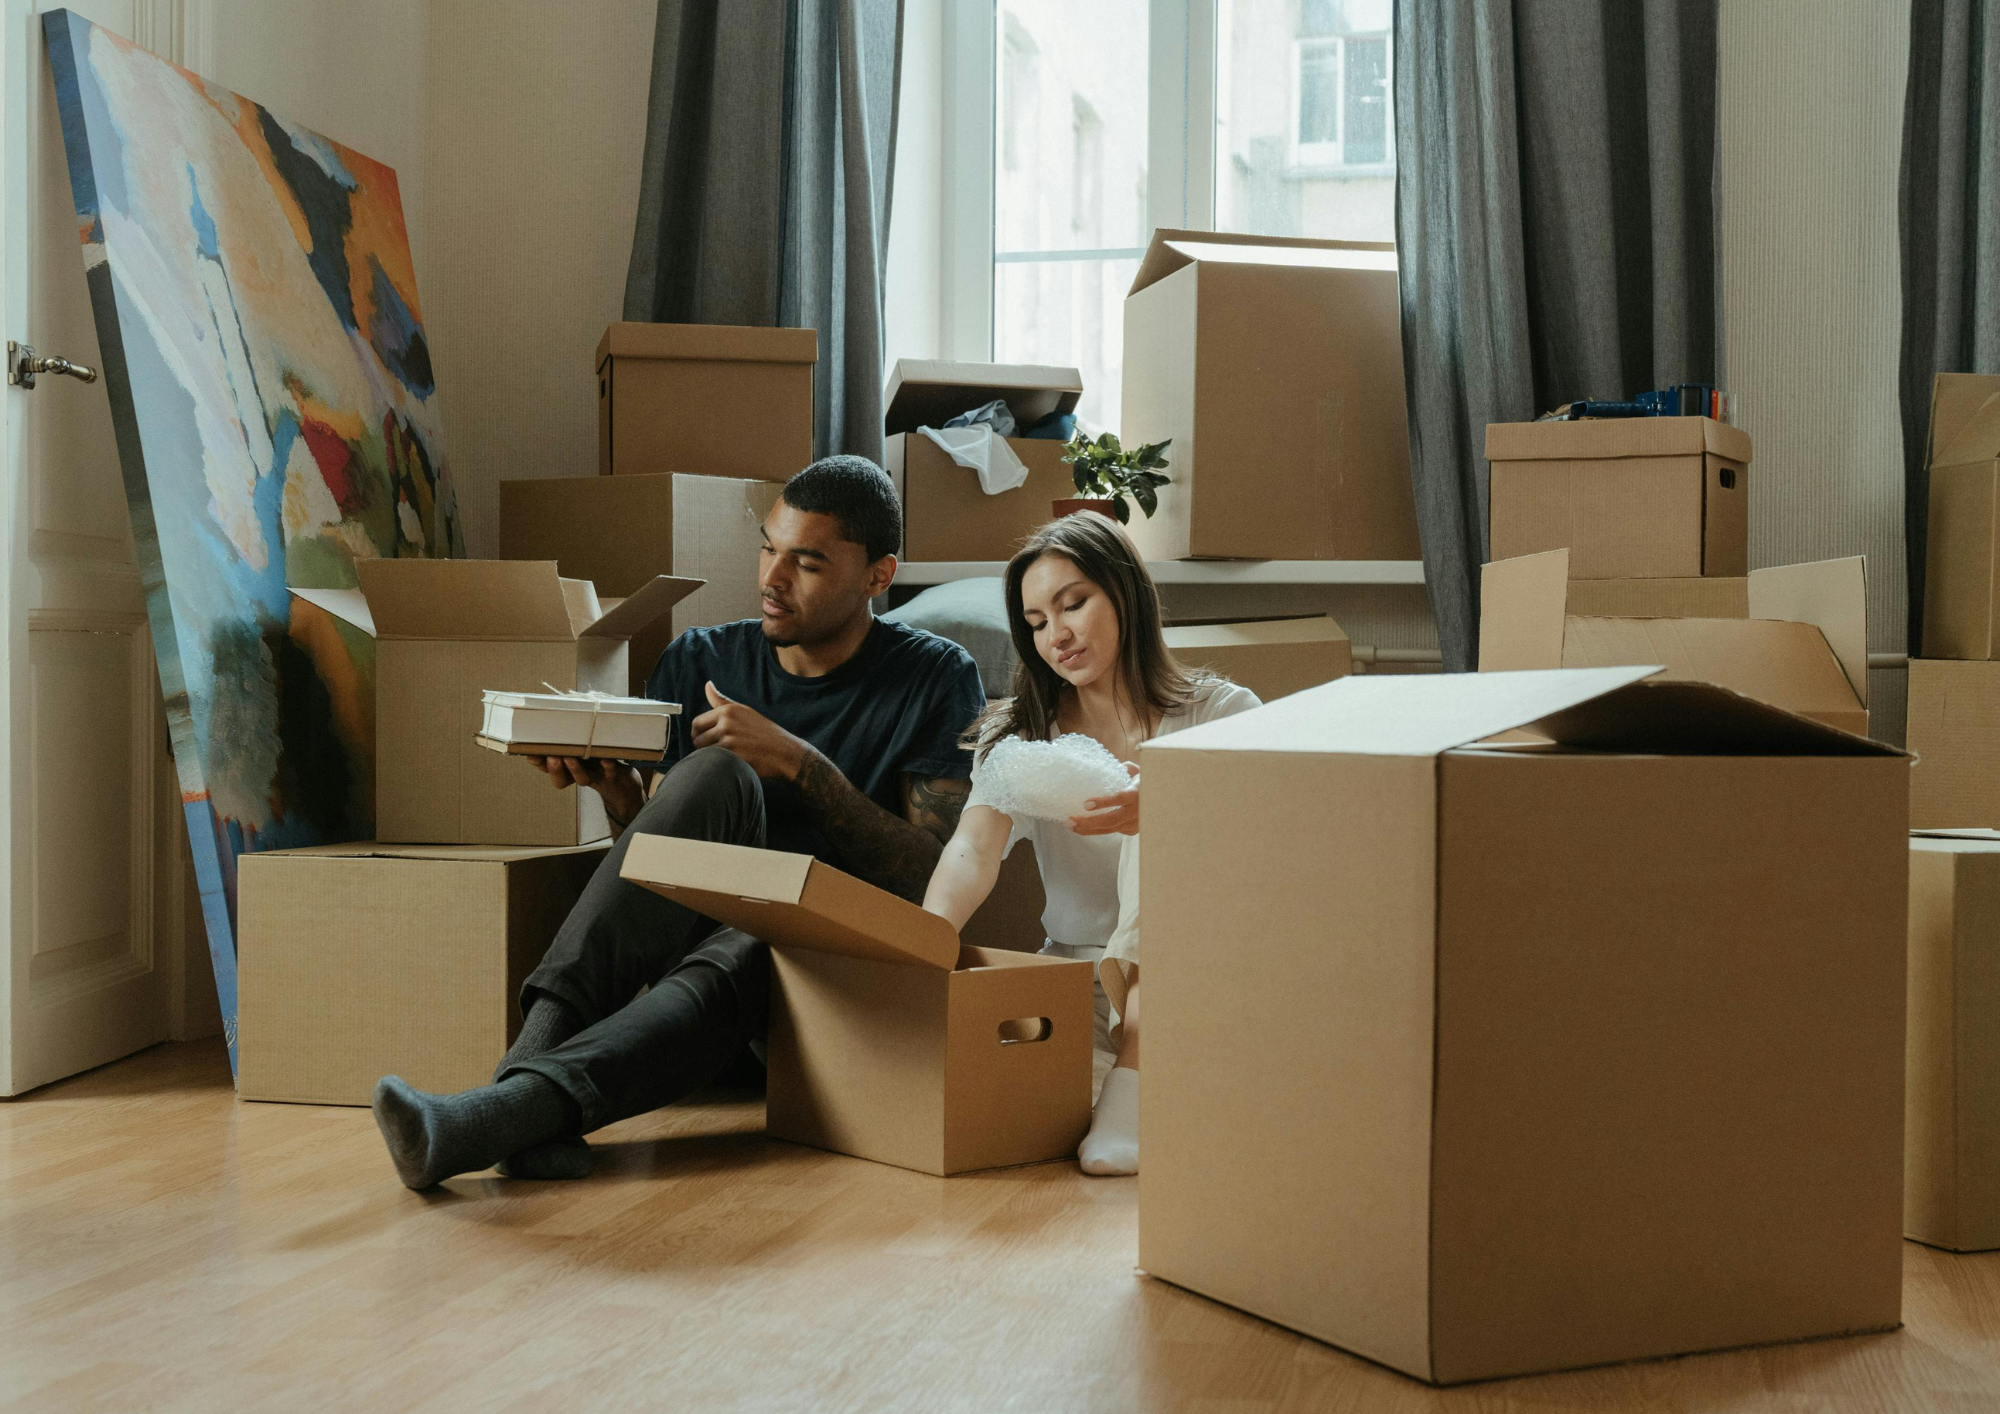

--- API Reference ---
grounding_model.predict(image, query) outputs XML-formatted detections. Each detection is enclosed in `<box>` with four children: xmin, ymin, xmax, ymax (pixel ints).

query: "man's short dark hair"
<box><xmin>780</xmin><ymin>455</ymin><xmax>903</xmax><ymax>562</ymax></box>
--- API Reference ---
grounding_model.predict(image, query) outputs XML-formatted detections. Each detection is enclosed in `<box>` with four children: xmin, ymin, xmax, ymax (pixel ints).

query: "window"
<box><xmin>1215</xmin><ymin>0</ymin><xmax>1394</xmax><ymax>243</ymax></box>
<box><xmin>940</xmin><ymin>0</ymin><xmax>1397</xmax><ymax>433</ymax></box>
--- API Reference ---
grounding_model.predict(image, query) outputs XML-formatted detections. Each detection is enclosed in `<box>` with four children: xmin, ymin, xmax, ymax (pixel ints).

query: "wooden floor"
<box><xmin>5</xmin><ymin>1042</ymin><xmax>2000</xmax><ymax>1413</ymax></box>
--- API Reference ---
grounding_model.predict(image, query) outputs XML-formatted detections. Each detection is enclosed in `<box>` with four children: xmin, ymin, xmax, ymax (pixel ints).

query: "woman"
<box><xmin>921</xmin><ymin>514</ymin><xmax>1259</xmax><ymax>1175</ymax></box>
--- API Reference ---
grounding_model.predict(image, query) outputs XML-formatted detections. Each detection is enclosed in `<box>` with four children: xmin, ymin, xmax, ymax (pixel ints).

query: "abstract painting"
<box><xmin>44</xmin><ymin>11</ymin><xmax>463</xmax><ymax>1072</ymax></box>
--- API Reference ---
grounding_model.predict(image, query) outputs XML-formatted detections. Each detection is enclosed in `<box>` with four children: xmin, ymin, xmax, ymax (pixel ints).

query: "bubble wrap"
<box><xmin>977</xmin><ymin>733</ymin><xmax>1132</xmax><ymax>821</ymax></box>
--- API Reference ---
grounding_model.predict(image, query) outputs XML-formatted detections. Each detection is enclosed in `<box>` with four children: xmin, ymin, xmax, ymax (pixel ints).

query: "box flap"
<box><xmin>1928</xmin><ymin>373</ymin><xmax>2000</xmax><ymax>468</ymax></box>
<box><xmin>559</xmin><ymin>577</ymin><xmax>603</xmax><ymax>637</ymax></box>
<box><xmin>619</xmin><ymin>836</ymin><xmax>961</xmax><ymax>969</ymax></box>
<box><xmin>1484</xmin><ymin>417</ymin><xmax>1753</xmax><ymax>464</ymax></box>
<box><xmin>356</xmin><ymin>559</ymin><xmax>579</xmax><ymax>642</ymax></box>
<box><xmin>584</xmin><ymin>575</ymin><xmax>705</xmax><ymax>639</ymax></box>
<box><xmin>1144</xmin><ymin>665</ymin><xmax>1662</xmax><ymax>758</ymax></box>
<box><xmin>1127</xmin><ymin>227</ymin><xmax>1396</xmax><ymax>295</ymax></box>
<box><xmin>595</xmin><ymin>321</ymin><xmax>818</xmax><ymax>369</ymax></box>
<box><xmin>1748</xmin><ymin>556</ymin><xmax>1869</xmax><ymax>705</ymax></box>
<box><xmin>1163</xmin><ymin>615</ymin><xmax>1350</xmax><ymax>650</ymax></box>
<box><xmin>1560</xmin><ymin>617</ymin><xmax>1863</xmax><ymax>721</ymax></box>
<box><xmin>882</xmin><ymin>359</ymin><xmax>1083</xmax><ymax>434</ymax></box>
<box><xmin>1478</xmin><ymin>550</ymin><xmax>1570</xmax><ymax>670</ymax></box>
<box><xmin>288</xmin><ymin>586</ymin><xmax>375</xmax><ymax>637</ymax></box>
<box><xmin>1518</xmin><ymin>678</ymin><xmax>1900</xmax><ymax>756</ymax></box>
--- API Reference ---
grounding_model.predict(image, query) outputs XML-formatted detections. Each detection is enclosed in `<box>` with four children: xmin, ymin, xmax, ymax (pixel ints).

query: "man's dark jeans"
<box><xmin>502</xmin><ymin>747</ymin><xmax>772</xmax><ymax>1133</ymax></box>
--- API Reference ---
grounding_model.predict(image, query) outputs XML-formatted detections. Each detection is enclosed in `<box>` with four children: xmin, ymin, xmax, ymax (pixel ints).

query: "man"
<box><xmin>372</xmin><ymin>456</ymin><xmax>985</xmax><ymax>1189</ymax></box>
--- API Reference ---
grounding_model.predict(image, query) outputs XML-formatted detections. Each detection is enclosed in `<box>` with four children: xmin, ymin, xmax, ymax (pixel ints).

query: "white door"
<box><xmin>0</xmin><ymin>0</ymin><xmax>184</xmax><ymax>1094</ymax></box>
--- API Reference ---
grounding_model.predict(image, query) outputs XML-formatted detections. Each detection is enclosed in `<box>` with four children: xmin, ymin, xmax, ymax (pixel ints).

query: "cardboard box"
<box><xmin>291</xmin><ymin>563</ymin><xmax>699</xmax><ymax>846</ymax></box>
<box><xmin>1563</xmin><ymin>575</ymin><xmax>1748</xmax><ymax>619</ymax></box>
<box><xmin>238</xmin><ymin>842</ymin><xmax>607</xmax><ymax>1105</ymax></box>
<box><xmin>673</xmin><ymin>474</ymin><xmax>786</xmax><ymax>634</ymax></box>
<box><xmin>1164</xmin><ymin>616</ymin><xmax>1352</xmax><ymax>701</ymax></box>
<box><xmin>1906</xmin><ymin>828</ymin><xmax>2000</xmax><ymax>1252</ymax></box>
<box><xmin>1478</xmin><ymin>548</ymin><xmax>1870</xmax><ymax>737</ymax></box>
<box><xmin>597</xmin><ymin>322</ymin><xmax>816</xmax><ymax>481</ymax></box>
<box><xmin>1120</xmin><ymin>230</ymin><xmax>1418</xmax><ymax>561</ymax></box>
<box><xmin>883</xmin><ymin>360</ymin><xmax>1083</xmax><ymax>562</ymax></box>
<box><xmin>620</xmin><ymin>836</ymin><xmax>1092</xmax><ymax>1175</ymax></box>
<box><xmin>1138</xmin><ymin>667</ymin><xmax>1907</xmax><ymax>1385</ymax></box>
<box><xmin>1920</xmin><ymin>373</ymin><xmax>2000</xmax><ymax>658</ymax></box>
<box><xmin>1486</xmin><ymin>417</ymin><xmax>1752</xmax><ymax>578</ymax></box>
<box><xmin>499</xmin><ymin>471</ymin><xmax>780</xmax><ymax>692</ymax></box>
<box><xmin>1908</xmin><ymin>658</ymin><xmax>2000</xmax><ymax>827</ymax></box>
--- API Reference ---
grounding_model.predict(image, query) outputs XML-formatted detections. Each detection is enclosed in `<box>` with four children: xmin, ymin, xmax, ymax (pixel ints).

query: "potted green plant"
<box><xmin>1056</xmin><ymin>432</ymin><xmax>1172</xmax><ymax>524</ymax></box>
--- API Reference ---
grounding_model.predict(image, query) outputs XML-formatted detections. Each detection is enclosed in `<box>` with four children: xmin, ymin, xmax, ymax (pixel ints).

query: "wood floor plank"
<box><xmin>3</xmin><ymin>1040</ymin><xmax>1998</xmax><ymax>1413</ymax></box>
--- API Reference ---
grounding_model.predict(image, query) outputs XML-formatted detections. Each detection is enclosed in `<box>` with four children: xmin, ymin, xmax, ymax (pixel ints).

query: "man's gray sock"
<box><xmin>495</xmin><ymin>994</ymin><xmax>585</xmax><ymax>1081</ymax></box>
<box><xmin>372</xmin><ymin>1072</ymin><xmax>577</xmax><ymax>1190</ymax></box>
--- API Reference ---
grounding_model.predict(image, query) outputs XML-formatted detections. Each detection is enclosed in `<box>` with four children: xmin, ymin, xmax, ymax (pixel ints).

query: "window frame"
<box><xmin>939</xmin><ymin>0</ymin><xmax>1216</xmax><ymax>364</ymax></box>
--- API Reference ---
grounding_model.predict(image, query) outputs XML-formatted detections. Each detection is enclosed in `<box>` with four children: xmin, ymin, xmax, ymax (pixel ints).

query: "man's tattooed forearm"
<box><xmin>795</xmin><ymin>749</ymin><xmax>941</xmax><ymax>902</ymax></box>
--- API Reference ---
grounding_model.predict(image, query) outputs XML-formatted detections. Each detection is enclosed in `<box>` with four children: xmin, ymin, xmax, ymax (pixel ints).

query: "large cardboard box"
<box><xmin>1478</xmin><ymin>548</ymin><xmax>1869</xmax><ymax>736</ymax></box>
<box><xmin>1908</xmin><ymin>658</ymin><xmax>2000</xmax><ymax>827</ymax></box>
<box><xmin>883</xmin><ymin>360</ymin><xmax>1082</xmax><ymax>561</ymax></box>
<box><xmin>597</xmin><ymin>322</ymin><xmax>816</xmax><ymax>481</ymax></box>
<box><xmin>238</xmin><ymin>842</ymin><xmax>607</xmax><ymax>1105</ymax></box>
<box><xmin>1164</xmin><ymin>616</ymin><xmax>1352</xmax><ymax>702</ymax></box>
<box><xmin>958</xmin><ymin>839</ymin><xmax>1047</xmax><ymax>954</ymax></box>
<box><xmin>1120</xmin><ymin>230</ymin><xmax>1418</xmax><ymax>561</ymax></box>
<box><xmin>1563</xmin><ymin>575</ymin><xmax>1748</xmax><ymax>618</ymax></box>
<box><xmin>1906</xmin><ymin>828</ymin><xmax>2000</xmax><ymax>1252</ymax></box>
<box><xmin>291</xmin><ymin>563</ymin><xmax>699</xmax><ymax>846</ymax></box>
<box><xmin>1138</xmin><ymin>667</ymin><xmax>1907</xmax><ymax>1385</ymax></box>
<box><xmin>620</xmin><ymin>836</ymin><xmax>1092</xmax><ymax>1175</ymax></box>
<box><xmin>1920</xmin><ymin>373</ymin><xmax>2000</xmax><ymax>658</ymax></box>
<box><xmin>1487</xmin><ymin>417</ymin><xmax>1751</xmax><ymax>578</ymax></box>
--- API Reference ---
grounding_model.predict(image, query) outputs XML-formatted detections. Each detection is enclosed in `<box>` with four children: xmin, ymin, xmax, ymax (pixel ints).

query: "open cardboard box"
<box><xmin>882</xmin><ymin>360</ymin><xmax>1082</xmax><ymax>562</ymax></box>
<box><xmin>621</xmin><ymin>836</ymin><xmax>1092</xmax><ymax>1175</ymax></box>
<box><xmin>1478</xmin><ymin>548</ymin><xmax>1869</xmax><ymax>737</ymax></box>
<box><xmin>1906</xmin><ymin>828</ymin><xmax>2000</xmax><ymax>1252</ymax></box>
<box><xmin>596</xmin><ymin>321</ymin><xmax>816</xmax><ymax>481</ymax></box>
<box><xmin>1120</xmin><ymin>230</ymin><xmax>1418</xmax><ymax>561</ymax></box>
<box><xmin>1138</xmin><ymin>666</ymin><xmax>1907</xmax><ymax>1384</ymax></box>
<box><xmin>291</xmin><ymin>562</ymin><xmax>701</xmax><ymax>846</ymax></box>
<box><xmin>1486</xmin><ymin>417</ymin><xmax>1751</xmax><ymax>578</ymax></box>
<box><xmin>500</xmin><ymin>472</ymin><xmax>783</xmax><ymax>694</ymax></box>
<box><xmin>1920</xmin><ymin>372</ymin><xmax>2000</xmax><ymax>658</ymax></box>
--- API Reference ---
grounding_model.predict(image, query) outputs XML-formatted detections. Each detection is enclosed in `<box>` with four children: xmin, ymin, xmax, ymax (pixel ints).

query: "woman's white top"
<box><xmin>965</xmin><ymin>680</ymin><xmax>1262</xmax><ymax>951</ymax></box>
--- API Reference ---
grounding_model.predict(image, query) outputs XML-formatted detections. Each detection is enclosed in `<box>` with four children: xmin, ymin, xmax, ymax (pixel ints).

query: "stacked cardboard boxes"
<box><xmin>241</xmin><ymin>558</ymin><xmax>702</xmax><ymax>1103</ymax></box>
<box><xmin>1909</xmin><ymin>374</ymin><xmax>2000</xmax><ymax>827</ymax></box>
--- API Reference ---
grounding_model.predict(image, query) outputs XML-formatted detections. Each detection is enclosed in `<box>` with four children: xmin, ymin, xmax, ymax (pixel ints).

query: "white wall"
<box><xmin>1720</xmin><ymin>0</ymin><xmax>1910</xmax><ymax>742</ymax></box>
<box><xmin>421</xmin><ymin>0</ymin><xmax>659</xmax><ymax>555</ymax></box>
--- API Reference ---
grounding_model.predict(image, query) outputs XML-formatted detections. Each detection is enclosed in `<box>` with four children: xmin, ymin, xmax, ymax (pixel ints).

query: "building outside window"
<box><xmin>959</xmin><ymin>0</ymin><xmax>1398</xmax><ymax>435</ymax></box>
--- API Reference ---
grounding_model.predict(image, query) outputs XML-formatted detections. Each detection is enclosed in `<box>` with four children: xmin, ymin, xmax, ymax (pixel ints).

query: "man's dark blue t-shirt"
<box><xmin>645</xmin><ymin>617</ymin><xmax>986</xmax><ymax>862</ymax></box>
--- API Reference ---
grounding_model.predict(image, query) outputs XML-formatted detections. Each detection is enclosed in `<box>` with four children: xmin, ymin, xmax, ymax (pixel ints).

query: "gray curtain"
<box><xmin>1900</xmin><ymin>0</ymin><xmax>2000</xmax><ymax>654</ymax></box>
<box><xmin>625</xmin><ymin>0</ymin><xmax>903</xmax><ymax>465</ymax></box>
<box><xmin>1394</xmin><ymin>1</ymin><xmax>1720</xmax><ymax>670</ymax></box>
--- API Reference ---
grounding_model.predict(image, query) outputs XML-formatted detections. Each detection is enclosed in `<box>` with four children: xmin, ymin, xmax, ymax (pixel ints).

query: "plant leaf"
<box><xmin>1073</xmin><ymin>465</ymin><xmax>1091</xmax><ymax>494</ymax></box>
<box><xmin>1135</xmin><ymin>484</ymin><xmax>1158</xmax><ymax>516</ymax></box>
<box><xmin>1112</xmin><ymin>496</ymin><xmax>1131</xmax><ymax>523</ymax></box>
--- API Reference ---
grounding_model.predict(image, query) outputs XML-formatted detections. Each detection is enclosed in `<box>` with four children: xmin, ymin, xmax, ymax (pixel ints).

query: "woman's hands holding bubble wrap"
<box><xmin>1069</xmin><ymin>762</ymin><xmax>1140</xmax><ymax>836</ymax></box>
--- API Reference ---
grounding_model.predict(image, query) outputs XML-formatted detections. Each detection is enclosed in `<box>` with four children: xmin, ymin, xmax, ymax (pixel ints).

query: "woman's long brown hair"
<box><xmin>972</xmin><ymin>514</ymin><xmax>1212</xmax><ymax>756</ymax></box>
